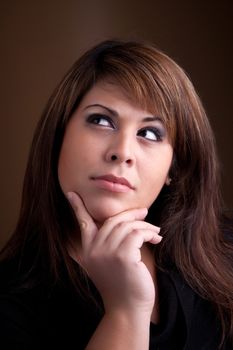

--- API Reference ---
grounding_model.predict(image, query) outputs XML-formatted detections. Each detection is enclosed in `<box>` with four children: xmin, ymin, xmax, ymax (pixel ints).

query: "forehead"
<box><xmin>77</xmin><ymin>79</ymin><xmax>175</xmax><ymax>143</ymax></box>
<box><xmin>79</xmin><ymin>80</ymin><xmax>160</xmax><ymax>116</ymax></box>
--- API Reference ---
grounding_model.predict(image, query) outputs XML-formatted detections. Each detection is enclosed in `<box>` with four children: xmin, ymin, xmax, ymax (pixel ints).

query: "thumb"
<box><xmin>66</xmin><ymin>192</ymin><xmax>97</xmax><ymax>246</ymax></box>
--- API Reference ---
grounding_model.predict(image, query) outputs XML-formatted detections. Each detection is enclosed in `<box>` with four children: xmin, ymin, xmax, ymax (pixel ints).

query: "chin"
<box><xmin>87</xmin><ymin>207</ymin><xmax>121</xmax><ymax>223</ymax></box>
<box><xmin>85</xmin><ymin>200</ymin><xmax>130</xmax><ymax>224</ymax></box>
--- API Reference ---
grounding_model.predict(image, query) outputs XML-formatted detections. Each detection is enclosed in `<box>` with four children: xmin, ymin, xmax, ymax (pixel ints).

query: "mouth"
<box><xmin>90</xmin><ymin>174</ymin><xmax>135</xmax><ymax>193</ymax></box>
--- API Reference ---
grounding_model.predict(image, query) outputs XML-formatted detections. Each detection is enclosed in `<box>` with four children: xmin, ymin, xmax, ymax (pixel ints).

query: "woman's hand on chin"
<box><xmin>66</xmin><ymin>191</ymin><xmax>162</xmax><ymax>318</ymax></box>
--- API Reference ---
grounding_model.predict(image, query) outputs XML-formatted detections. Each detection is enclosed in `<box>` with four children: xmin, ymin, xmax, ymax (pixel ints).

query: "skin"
<box><xmin>58</xmin><ymin>81</ymin><xmax>173</xmax><ymax>224</ymax></box>
<box><xmin>58</xmin><ymin>80</ymin><xmax>173</xmax><ymax>349</ymax></box>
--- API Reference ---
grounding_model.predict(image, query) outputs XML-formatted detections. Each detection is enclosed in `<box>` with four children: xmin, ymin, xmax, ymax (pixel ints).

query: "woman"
<box><xmin>0</xmin><ymin>40</ymin><xmax>232</xmax><ymax>349</ymax></box>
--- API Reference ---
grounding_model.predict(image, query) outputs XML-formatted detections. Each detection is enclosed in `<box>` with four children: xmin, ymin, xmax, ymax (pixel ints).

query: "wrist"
<box><xmin>105</xmin><ymin>307</ymin><xmax>152</xmax><ymax>330</ymax></box>
<box><xmin>86</xmin><ymin>308</ymin><xmax>151</xmax><ymax>349</ymax></box>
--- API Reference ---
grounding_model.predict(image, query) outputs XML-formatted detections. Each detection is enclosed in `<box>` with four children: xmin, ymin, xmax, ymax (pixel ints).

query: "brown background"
<box><xmin>0</xmin><ymin>0</ymin><xmax>232</xmax><ymax>248</ymax></box>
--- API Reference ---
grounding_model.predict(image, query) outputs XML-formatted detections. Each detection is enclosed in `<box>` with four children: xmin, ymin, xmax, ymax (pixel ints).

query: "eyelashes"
<box><xmin>86</xmin><ymin>113</ymin><xmax>165</xmax><ymax>142</ymax></box>
<box><xmin>87</xmin><ymin>114</ymin><xmax>114</xmax><ymax>128</ymax></box>
<box><xmin>137</xmin><ymin>127</ymin><xmax>163</xmax><ymax>141</ymax></box>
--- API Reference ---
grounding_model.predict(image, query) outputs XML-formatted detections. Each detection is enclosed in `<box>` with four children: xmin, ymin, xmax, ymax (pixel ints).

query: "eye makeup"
<box><xmin>83</xmin><ymin>104</ymin><xmax>167</xmax><ymax>140</ymax></box>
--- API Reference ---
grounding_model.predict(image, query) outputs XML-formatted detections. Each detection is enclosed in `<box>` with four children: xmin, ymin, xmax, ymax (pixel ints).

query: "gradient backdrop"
<box><xmin>0</xmin><ymin>0</ymin><xmax>232</xmax><ymax>248</ymax></box>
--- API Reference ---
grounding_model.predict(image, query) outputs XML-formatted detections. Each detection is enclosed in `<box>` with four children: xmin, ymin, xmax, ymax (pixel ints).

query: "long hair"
<box><xmin>1</xmin><ymin>40</ymin><xmax>233</xmax><ymax>344</ymax></box>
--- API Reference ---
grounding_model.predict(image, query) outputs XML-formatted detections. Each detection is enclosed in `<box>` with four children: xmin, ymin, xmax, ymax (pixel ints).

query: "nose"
<box><xmin>105</xmin><ymin>133</ymin><xmax>135</xmax><ymax>166</ymax></box>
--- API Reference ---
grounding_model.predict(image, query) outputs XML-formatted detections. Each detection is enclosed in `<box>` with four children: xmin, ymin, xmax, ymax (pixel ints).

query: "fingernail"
<box><xmin>66</xmin><ymin>192</ymin><xmax>74</xmax><ymax>203</ymax></box>
<box><xmin>140</xmin><ymin>208</ymin><xmax>148</xmax><ymax>217</ymax></box>
<box><xmin>152</xmin><ymin>235</ymin><xmax>163</xmax><ymax>243</ymax></box>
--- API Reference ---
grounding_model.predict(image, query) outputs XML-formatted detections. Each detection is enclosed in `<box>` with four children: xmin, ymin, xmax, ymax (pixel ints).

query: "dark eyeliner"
<box><xmin>138</xmin><ymin>126</ymin><xmax>164</xmax><ymax>141</ymax></box>
<box><xmin>86</xmin><ymin>113</ymin><xmax>114</xmax><ymax>127</ymax></box>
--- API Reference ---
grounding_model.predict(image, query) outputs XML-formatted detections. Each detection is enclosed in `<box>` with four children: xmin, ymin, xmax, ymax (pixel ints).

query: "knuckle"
<box><xmin>115</xmin><ymin>222</ymin><xmax>126</xmax><ymax>230</ymax></box>
<box><xmin>79</xmin><ymin>220</ymin><xmax>88</xmax><ymax>231</ymax></box>
<box><xmin>128</xmin><ymin>229</ymin><xmax>141</xmax><ymax>240</ymax></box>
<box><xmin>114</xmin><ymin>250</ymin><xmax>127</xmax><ymax>264</ymax></box>
<box><xmin>105</xmin><ymin>216</ymin><xmax>113</xmax><ymax>225</ymax></box>
<box><xmin>88</xmin><ymin>248</ymin><xmax>99</xmax><ymax>261</ymax></box>
<box><xmin>132</xmin><ymin>228</ymin><xmax>141</xmax><ymax>236</ymax></box>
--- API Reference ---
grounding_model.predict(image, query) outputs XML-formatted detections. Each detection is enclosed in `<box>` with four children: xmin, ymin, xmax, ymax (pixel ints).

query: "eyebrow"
<box><xmin>84</xmin><ymin>104</ymin><xmax>162</xmax><ymax>123</ymax></box>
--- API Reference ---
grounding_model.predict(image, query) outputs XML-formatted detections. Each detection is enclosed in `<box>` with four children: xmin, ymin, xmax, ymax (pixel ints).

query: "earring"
<box><xmin>166</xmin><ymin>177</ymin><xmax>172</xmax><ymax>186</ymax></box>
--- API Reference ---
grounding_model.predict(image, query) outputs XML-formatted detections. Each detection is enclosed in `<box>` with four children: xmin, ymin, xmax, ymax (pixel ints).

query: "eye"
<box><xmin>87</xmin><ymin>114</ymin><xmax>114</xmax><ymax>128</ymax></box>
<box><xmin>137</xmin><ymin>127</ymin><xmax>162</xmax><ymax>141</ymax></box>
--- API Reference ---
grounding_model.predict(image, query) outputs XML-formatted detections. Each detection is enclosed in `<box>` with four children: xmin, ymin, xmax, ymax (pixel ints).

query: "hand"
<box><xmin>67</xmin><ymin>191</ymin><xmax>162</xmax><ymax>317</ymax></box>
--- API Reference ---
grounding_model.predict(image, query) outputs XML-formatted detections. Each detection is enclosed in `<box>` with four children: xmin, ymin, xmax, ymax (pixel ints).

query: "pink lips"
<box><xmin>91</xmin><ymin>174</ymin><xmax>134</xmax><ymax>193</ymax></box>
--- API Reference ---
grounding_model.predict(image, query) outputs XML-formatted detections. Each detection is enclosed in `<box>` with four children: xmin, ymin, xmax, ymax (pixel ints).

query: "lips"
<box><xmin>91</xmin><ymin>174</ymin><xmax>135</xmax><ymax>192</ymax></box>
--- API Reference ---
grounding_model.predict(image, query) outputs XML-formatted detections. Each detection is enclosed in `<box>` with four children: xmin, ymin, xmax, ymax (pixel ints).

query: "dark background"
<box><xmin>0</xmin><ymin>0</ymin><xmax>232</xmax><ymax>248</ymax></box>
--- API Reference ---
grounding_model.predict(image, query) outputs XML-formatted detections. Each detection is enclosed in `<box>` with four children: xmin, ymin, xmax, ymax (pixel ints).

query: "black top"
<box><xmin>0</xmin><ymin>258</ymin><xmax>231</xmax><ymax>349</ymax></box>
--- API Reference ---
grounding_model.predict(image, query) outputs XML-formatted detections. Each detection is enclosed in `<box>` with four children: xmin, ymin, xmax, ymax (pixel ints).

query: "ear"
<box><xmin>165</xmin><ymin>176</ymin><xmax>172</xmax><ymax>186</ymax></box>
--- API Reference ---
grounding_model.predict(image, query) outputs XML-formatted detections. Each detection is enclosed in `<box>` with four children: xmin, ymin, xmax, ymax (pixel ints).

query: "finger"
<box><xmin>95</xmin><ymin>207</ymin><xmax>148</xmax><ymax>244</ymax></box>
<box><xmin>66</xmin><ymin>191</ymin><xmax>97</xmax><ymax>246</ymax></box>
<box><xmin>119</xmin><ymin>228</ymin><xmax>162</xmax><ymax>255</ymax></box>
<box><xmin>103</xmin><ymin>220</ymin><xmax>161</xmax><ymax>250</ymax></box>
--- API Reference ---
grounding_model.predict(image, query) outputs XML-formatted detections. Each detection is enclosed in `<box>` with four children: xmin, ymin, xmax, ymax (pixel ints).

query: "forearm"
<box><xmin>85</xmin><ymin>310</ymin><xmax>151</xmax><ymax>350</ymax></box>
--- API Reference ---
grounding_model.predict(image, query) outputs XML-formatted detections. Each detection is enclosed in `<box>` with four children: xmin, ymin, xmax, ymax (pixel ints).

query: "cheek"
<box><xmin>139</xmin><ymin>180</ymin><xmax>164</xmax><ymax>209</ymax></box>
<box><xmin>58</xmin><ymin>142</ymin><xmax>83</xmax><ymax>192</ymax></box>
<box><xmin>139</xmin><ymin>155</ymin><xmax>173</xmax><ymax>205</ymax></box>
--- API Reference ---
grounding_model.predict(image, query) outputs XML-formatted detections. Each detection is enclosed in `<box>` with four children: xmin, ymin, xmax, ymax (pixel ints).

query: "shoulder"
<box><xmin>0</xmin><ymin>281</ymin><xmax>48</xmax><ymax>348</ymax></box>
<box><xmin>0</xmin><ymin>258</ymin><xmax>48</xmax><ymax>344</ymax></box>
<box><xmin>162</xmin><ymin>268</ymin><xmax>228</xmax><ymax>349</ymax></box>
<box><xmin>0</xmin><ymin>258</ymin><xmax>103</xmax><ymax>348</ymax></box>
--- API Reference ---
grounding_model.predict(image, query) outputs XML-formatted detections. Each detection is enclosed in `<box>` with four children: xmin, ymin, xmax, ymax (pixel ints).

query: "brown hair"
<box><xmin>1</xmin><ymin>40</ymin><xmax>233</xmax><ymax>345</ymax></box>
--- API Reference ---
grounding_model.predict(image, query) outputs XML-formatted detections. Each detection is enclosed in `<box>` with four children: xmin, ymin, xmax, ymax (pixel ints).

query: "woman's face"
<box><xmin>58</xmin><ymin>81</ymin><xmax>173</xmax><ymax>224</ymax></box>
